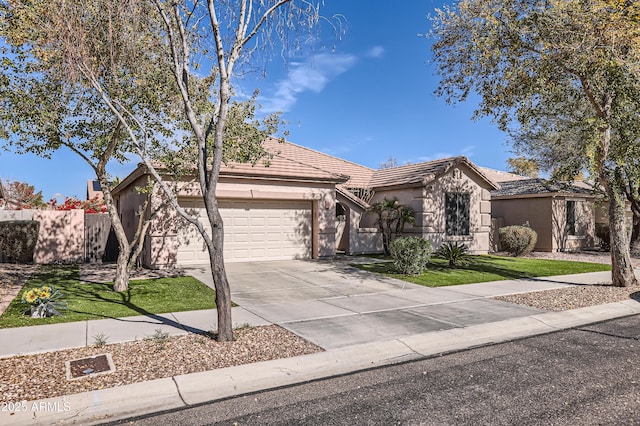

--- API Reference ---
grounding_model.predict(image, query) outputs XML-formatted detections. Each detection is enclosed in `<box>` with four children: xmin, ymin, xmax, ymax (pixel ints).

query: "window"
<box><xmin>566</xmin><ymin>200</ymin><xmax>576</xmax><ymax>236</ymax></box>
<box><xmin>445</xmin><ymin>193</ymin><xmax>470</xmax><ymax>236</ymax></box>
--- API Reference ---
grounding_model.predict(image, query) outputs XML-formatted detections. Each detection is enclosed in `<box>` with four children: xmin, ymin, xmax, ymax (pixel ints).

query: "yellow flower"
<box><xmin>24</xmin><ymin>290</ymin><xmax>38</xmax><ymax>304</ymax></box>
<box><xmin>39</xmin><ymin>290</ymin><xmax>50</xmax><ymax>299</ymax></box>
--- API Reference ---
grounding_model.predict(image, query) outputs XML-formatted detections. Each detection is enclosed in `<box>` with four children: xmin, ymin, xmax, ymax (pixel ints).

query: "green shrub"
<box><xmin>436</xmin><ymin>241</ymin><xmax>470</xmax><ymax>268</ymax></box>
<box><xmin>0</xmin><ymin>220</ymin><xmax>40</xmax><ymax>263</ymax></box>
<box><xmin>499</xmin><ymin>225</ymin><xmax>538</xmax><ymax>256</ymax></box>
<box><xmin>389</xmin><ymin>237</ymin><xmax>432</xmax><ymax>275</ymax></box>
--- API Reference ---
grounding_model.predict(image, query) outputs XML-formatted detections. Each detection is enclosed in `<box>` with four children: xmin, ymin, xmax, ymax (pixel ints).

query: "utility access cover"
<box><xmin>65</xmin><ymin>354</ymin><xmax>115</xmax><ymax>381</ymax></box>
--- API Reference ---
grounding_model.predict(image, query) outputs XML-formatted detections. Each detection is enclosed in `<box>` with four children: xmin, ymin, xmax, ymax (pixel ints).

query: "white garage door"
<box><xmin>176</xmin><ymin>199</ymin><xmax>312</xmax><ymax>265</ymax></box>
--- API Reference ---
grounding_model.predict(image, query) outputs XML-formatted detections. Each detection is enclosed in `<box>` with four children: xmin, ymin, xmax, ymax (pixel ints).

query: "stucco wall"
<box><xmin>422</xmin><ymin>165</ymin><xmax>492</xmax><ymax>253</ymax></box>
<box><xmin>33</xmin><ymin>210</ymin><xmax>84</xmax><ymax>263</ymax></box>
<box><xmin>335</xmin><ymin>194</ymin><xmax>383</xmax><ymax>255</ymax></box>
<box><xmin>116</xmin><ymin>173</ymin><xmax>339</xmax><ymax>268</ymax></box>
<box><xmin>492</xmin><ymin>196</ymin><xmax>597</xmax><ymax>252</ymax></box>
<box><xmin>361</xmin><ymin>165</ymin><xmax>493</xmax><ymax>254</ymax></box>
<box><xmin>347</xmin><ymin>209</ymin><xmax>382</xmax><ymax>254</ymax></box>
<box><xmin>491</xmin><ymin>197</ymin><xmax>553</xmax><ymax>251</ymax></box>
<box><xmin>551</xmin><ymin>198</ymin><xmax>596</xmax><ymax>251</ymax></box>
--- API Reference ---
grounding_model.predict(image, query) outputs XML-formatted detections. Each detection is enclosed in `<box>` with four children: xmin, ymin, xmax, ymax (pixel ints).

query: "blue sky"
<box><xmin>0</xmin><ymin>1</ymin><xmax>511</xmax><ymax>201</ymax></box>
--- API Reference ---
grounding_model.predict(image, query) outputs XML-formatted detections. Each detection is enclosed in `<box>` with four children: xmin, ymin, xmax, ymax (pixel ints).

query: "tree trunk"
<box><xmin>113</xmin><ymin>249</ymin><xmax>131</xmax><ymax>292</ymax></box>
<box><xmin>594</xmin><ymin>116</ymin><xmax>636</xmax><ymax>288</ymax></box>
<box><xmin>379</xmin><ymin>223</ymin><xmax>390</xmax><ymax>256</ymax></box>
<box><xmin>606</xmin><ymin>184</ymin><xmax>637</xmax><ymax>287</ymax></box>
<box><xmin>96</xmin><ymin>176</ymin><xmax>133</xmax><ymax>292</ymax></box>
<box><xmin>206</xmin><ymin>204</ymin><xmax>233</xmax><ymax>342</ymax></box>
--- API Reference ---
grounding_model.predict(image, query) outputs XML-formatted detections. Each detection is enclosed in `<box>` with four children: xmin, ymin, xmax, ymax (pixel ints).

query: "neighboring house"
<box><xmin>87</xmin><ymin>180</ymin><xmax>104</xmax><ymax>200</ymax></box>
<box><xmin>482</xmin><ymin>168</ymin><xmax>603</xmax><ymax>252</ymax></box>
<box><xmin>112</xmin><ymin>139</ymin><xmax>498</xmax><ymax>268</ymax></box>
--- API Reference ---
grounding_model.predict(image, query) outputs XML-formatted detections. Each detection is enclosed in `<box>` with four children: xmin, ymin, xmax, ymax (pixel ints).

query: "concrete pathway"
<box><xmin>2</xmin><ymin>260</ymin><xmax>639</xmax><ymax>425</ymax></box>
<box><xmin>0</xmin><ymin>260</ymin><xmax>616</xmax><ymax>357</ymax></box>
<box><xmin>188</xmin><ymin>260</ymin><xmax>611</xmax><ymax>349</ymax></box>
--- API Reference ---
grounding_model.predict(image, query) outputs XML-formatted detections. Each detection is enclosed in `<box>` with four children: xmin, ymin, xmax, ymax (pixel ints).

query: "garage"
<box><xmin>176</xmin><ymin>199</ymin><xmax>313</xmax><ymax>265</ymax></box>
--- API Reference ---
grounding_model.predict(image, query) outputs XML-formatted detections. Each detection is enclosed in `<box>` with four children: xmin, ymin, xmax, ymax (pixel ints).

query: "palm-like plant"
<box><xmin>436</xmin><ymin>241</ymin><xmax>470</xmax><ymax>268</ymax></box>
<box><xmin>369</xmin><ymin>198</ymin><xmax>415</xmax><ymax>255</ymax></box>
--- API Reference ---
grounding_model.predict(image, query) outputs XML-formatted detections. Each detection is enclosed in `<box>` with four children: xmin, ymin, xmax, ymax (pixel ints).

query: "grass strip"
<box><xmin>353</xmin><ymin>255</ymin><xmax>611</xmax><ymax>287</ymax></box>
<box><xmin>0</xmin><ymin>265</ymin><xmax>217</xmax><ymax>328</ymax></box>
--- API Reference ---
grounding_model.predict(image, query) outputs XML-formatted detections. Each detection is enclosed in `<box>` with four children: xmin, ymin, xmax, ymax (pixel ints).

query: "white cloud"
<box><xmin>320</xmin><ymin>144</ymin><xmax>355</xmax><ymax>157</ymax></box>
<box><xmin>416</xmin><ymin>145</ymin><xmax>476</xmax><ymax>163</ymax></box>
<box><xmin>259</xmin><ymin>53</ymin><xmax>357</xmax><ymax>113</ymax></box>
<box><xmin>417</xmin><ymin>152</ymin><xmax>454</xmax><ymax>162</ymax></box>
<box><xmin>460</xmin><ymin>145</ymin><xmax>475</xmax><ymax>157</ymax></box>
<box><xmin>366</xmin><ymin>46</ymin><xmax>384</xmax><ymax>58</ymax></box>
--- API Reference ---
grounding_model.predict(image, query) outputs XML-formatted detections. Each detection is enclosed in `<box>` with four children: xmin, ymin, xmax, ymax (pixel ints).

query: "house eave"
<box><xmin>111</xmin><ymin>164</ymin><xmax>148</xmax><ymax>196</ymax></box>
<box><xmin>220</xmin><ymin>171</ymin><xmax>348</xmax><ymax>184</ymax></box>
<box><xmin>492</xmin><ymin>192</ymin><xmax>601</xmax><ymax>200</ymax></box>
<box><xmin>336</xmin><ymin>187</ymin><xmax>370</xmax><ymax>211</ymax></box>
<box><xmin>370</xmin><ymin>181</ymin><xmax>426</xmax><ymax>192</ymax></box>
<box><xmin>112</xmin><ymin>164</ymin><xmax>347</xmax><ymax>196</ymax></box>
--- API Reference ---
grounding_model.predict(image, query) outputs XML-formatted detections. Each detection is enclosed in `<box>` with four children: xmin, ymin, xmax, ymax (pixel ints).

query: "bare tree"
<box><xmin>138</xmin><ymin>1</ymin><xmax>340</xmax><ymax>341</ymax></box>
<box><xmin>378</xmin><ymin>156</ymin><xmax>400</xmax><ymax>170</ymax></box>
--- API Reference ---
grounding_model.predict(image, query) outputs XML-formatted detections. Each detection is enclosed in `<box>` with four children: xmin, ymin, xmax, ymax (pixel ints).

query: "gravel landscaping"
<box><xmin>493</xmin><ymin>251</ymin><xmax>640</xmax><ymax>311</ymax></box>
<box><xmin>1</xmin><ymin>251</ymin><xmax>639</xmax><ymax>402</ymax></box>
<box><xmin>494</xmin><ymin>283</ymin><xmax>640</xmax><ymax>311</ymax></box>
<box><xmin>0</xmin><ymin>325</ymin><xmax>322</xmax><ymax>402</ymax></box>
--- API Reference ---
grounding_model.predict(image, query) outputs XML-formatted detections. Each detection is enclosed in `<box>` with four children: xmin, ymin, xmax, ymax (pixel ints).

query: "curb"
<box><xmin>3</xmin><ymin>300</ymin><xmax>640</xmax><ymax>425</ymax></box>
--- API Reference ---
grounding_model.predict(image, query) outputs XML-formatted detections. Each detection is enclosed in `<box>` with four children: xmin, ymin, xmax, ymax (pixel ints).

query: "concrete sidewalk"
<box><xmin>0</xmin><ymin>268</ymin><xmax>613</xmax><ymax>358</ymax></box>
<box><xmin>1</xmin><ymin>267</ymin><xmax>639</xmax><ymax>425</ymax></box>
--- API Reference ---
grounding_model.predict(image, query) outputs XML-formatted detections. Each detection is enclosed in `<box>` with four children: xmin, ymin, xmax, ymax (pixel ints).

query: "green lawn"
<box><xmin>0</xmin><ymin>265</ymin><xmax>217</xmax><ymax>328</ymax></box>
<box><xmin>354</xmin><ymin>255</ymin><xmax>611</xmax><ymax>287</ymax></box>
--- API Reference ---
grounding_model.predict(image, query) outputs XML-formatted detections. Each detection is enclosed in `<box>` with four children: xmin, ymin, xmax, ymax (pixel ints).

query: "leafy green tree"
<box><xmin>0</xmin><ymin>0</ymin><xmax>175</xmax><ymax>291</ymax></box>
<box><xmin>431</xmin><ymin>0</ymin><xmax>640</xmax><ymax>286</ymax></box>
<box><xmin>506</xmin><ymin>157</ymin><xmax>539</xmax><ymax>178</ymax></box>
<box><xmin>2</xmin><ymin>0</ymin><xmax>339</xmax><ymax>341</ymax></box>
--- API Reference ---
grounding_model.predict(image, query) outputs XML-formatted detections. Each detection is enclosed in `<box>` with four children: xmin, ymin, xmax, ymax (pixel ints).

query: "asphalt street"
<box><xmin>108</xmin><ymin>314</ymin><xmax>640</xmax><ymax>426</ymax></box>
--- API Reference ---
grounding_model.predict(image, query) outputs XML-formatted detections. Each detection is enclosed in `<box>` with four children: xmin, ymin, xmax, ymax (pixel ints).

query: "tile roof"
<box><xmin>369</xmin><ymin>157</ymin><xmax>499</xmax><ymax>190</ymax></box>
<box><xmin>114</xmin><ymin>139</ymin><xmax>501</xmax><ymax>202</ymax></box>
<box><xmin>221</xmin><ymin>154</ymin><xmax>349</xmax><ymax>183</ymax></box>
<box><xmin>112</xmin><ymin>147</ymin><xmax>349</xmax><ymax>196</ymax></box>
<box><xmin>263</xmin><ymin>139</ymin><xmax>374</xmax><ymax>188</ymax></box>
<box><xmin>492</xmin><ymin>178</ymin><xmax>598</xmax><ymax>198</ymax></box>
<box><xmin>336</xmin><ymin>187</ymin><xmax>371</xmax><ymax>209</ymax></box>
<box><xmin>479</xmin><ymin>167</ymin><xmax>529</xmax><ymax>183</ymax></box>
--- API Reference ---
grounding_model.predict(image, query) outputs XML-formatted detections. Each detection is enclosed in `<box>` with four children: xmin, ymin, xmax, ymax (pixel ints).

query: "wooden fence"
<box><xmin>0</xmin><ymin>210</ymin><xmax>117</xmax><ymax>263</ymax></box>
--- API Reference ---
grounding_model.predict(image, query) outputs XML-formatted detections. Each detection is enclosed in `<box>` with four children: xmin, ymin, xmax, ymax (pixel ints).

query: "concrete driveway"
<box><xmin>187</xmin><ymin>259</ymin><xmax>545</xmax><ymax>349</ymax></box>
